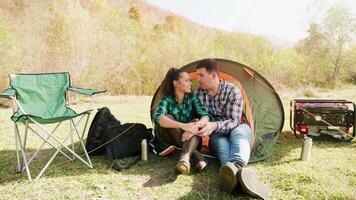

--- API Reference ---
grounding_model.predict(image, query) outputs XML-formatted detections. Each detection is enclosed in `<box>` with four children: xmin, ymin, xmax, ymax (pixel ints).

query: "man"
<box><xmin>194</xmin><ymin>59</ymin><xmax>271</xmax><ymax>199</ymax></box>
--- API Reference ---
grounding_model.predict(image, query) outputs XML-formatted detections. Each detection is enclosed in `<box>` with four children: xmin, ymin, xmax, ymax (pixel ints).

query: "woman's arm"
<box><xmin>160</xmin><ymin>116</ymin><xmax>199</xmax><ymax>134</ymax></box>
<box><xmin>159</xmin><ymin>115</ymin><xmax>184</xmax><ymax>129</ymax></box>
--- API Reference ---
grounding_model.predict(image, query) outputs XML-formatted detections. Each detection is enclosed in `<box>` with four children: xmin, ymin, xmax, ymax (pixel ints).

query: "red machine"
<box><xmin>290</xmin><ymin>99</ymin><xmax>355</xmax><ymax>141</ymax></box>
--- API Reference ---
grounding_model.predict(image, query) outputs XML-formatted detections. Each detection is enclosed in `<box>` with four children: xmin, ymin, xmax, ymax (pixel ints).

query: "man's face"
<box><xmin>196</xmin><ymin>68</ymin><xmax>215</xmax><ymax>90</ymax></box>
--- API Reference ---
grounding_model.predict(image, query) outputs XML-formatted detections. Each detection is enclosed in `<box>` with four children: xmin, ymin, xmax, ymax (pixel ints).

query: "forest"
<box><xmin>0</xmin><ymin>0</ymin><xmax>355</xmax><ymax>95</ymax></box>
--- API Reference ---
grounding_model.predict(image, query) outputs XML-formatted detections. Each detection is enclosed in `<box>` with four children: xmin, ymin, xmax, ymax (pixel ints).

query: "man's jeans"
<box><xmin>210</xmin><ymin>124</ymin><xmax>252</xmax><ymax>165</ymax></box>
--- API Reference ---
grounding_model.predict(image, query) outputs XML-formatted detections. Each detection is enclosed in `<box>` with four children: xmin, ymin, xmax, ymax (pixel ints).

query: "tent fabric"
<box><xmin>8</xmin><ymin>73</ymin><xmax>97</xmax><ymax>124</ymax></box>
<box><xmin>150</xmin><ymin>58</ymin><xmax>284</xmax><ymax>163</ymax></box>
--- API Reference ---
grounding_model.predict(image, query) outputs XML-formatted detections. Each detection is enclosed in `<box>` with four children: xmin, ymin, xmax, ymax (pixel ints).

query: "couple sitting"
<box><xmin>152</xmin><ymin>59</ymin><xmax>270</xmax><ymax>199</ymax></box>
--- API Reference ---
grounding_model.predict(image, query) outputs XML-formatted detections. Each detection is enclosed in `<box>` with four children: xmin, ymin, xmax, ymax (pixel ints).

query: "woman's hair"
<box><xmin>161</xmin><ymin>67</ymin><xmax>184</xmax><ymax>96</ymax></box>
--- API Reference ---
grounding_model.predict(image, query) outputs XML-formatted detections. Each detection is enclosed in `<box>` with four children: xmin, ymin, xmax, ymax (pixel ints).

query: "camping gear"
<box><xmin>85</xmin><ymin>107</ymin><xmax>153</xmax><ymax>170</ymax></box>
<box><xmin>290</xmin><ymin>99</ymin><xmax>355</xmax><ymax>141</ymax></box>
<box><xmin>141</xmin><ymin>139</ymin><xmax>148</xmax><ymax>161</ymax></box>
<box><xmin>300</xmin><ymin>137</ymin><xmax>312</xmax><ymax>161</ymax></box>
<box><xmin>86</xmin><ymin>107</ymin><xmax>121</xmax><ymax>155</ymax></box>
<box><xmin>104</xmin><ymin>123</ymin><xmax>152</xmax><ymax>161</ymax></box>
<box><xmin>150</xmin><ymin>58</ymin><xmax>285</xmax><ymax>163</ymax></box>
<box><xmin>0</xmin><ymin>72</ymin><xmax>105</xmax><ymax>181</ymax></box>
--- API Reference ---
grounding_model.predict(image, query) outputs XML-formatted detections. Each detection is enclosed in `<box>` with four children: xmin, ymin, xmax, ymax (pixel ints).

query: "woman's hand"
<box><xmin>181</xmin><ymin>131</ymin><xmax>194</xmax><ymax>142</ymax></box>
<box><xmin>180</xmin><ymin>123</ymin><xmax>198</xmax><ymax>142</ymax></box>
<box><xmin>180</xmin><ymin>123</ymin><xmax>199</xmax><ymax>135</ymax></box>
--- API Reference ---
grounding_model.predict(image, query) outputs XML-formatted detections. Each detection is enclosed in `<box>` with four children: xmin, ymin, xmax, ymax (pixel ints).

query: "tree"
<box><xmin>298</xmin><ymin>2</ymin><xmax>356</xmax><ymax>83</ymax></box>
<box><xmin>129</xmin><ymin>6</ymin><xmax>141</xmax><ymax>22</ymax></box>
<box><xmin>324</xmin><ymin>3</ymin><xmax>356</xmax><ymax>81</ymax></box>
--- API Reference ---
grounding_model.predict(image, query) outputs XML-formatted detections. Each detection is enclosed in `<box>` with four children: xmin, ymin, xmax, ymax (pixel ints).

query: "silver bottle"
<box><xmin>141</xmin><ymin>139</ymin><xmax>148</xmax><ymax>161</ymax></box>
<box><xmin>300</xmin><ymin>137</ymin><xmax>312</xmax><ymax>161</ymax></box>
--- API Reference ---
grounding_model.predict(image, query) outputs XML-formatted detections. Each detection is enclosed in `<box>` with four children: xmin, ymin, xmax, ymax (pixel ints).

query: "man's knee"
<box><xmin>209</xmin><ymin>133</ymin><xmax>222</xmax><ymax>147</ymax></box>
<box><xmin>209</xmin><ymin>134</ymin><xmax>230</xmax><ymax>165</ymax></box>
<box><xmin>230</xmin><ymin>124</ymin><xmax>252</xmax><ymax>143</ymax></box>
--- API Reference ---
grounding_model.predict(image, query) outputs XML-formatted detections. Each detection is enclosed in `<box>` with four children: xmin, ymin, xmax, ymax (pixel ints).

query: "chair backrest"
<box><xmin>10</xmin><ymin>72</ymin><xmax>70</xmax><ymax>118</ymax></box>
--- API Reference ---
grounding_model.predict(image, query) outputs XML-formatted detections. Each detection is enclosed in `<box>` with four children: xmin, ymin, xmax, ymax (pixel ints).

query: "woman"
<box><xmin>152</xmin><ymin>68</ymin><xmax>210</xmax><ymax>174</ymax></box>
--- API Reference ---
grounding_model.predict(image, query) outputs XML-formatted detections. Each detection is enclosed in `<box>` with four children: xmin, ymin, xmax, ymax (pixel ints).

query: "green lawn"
<box><xmin>0</xmin><ymin>88</ymin><xmax>355</xmax><ymax>199</ymax></box>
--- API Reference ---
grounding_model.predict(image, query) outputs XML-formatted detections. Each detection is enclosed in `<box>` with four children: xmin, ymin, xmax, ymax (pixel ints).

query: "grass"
<box><xmin>0</xmin><ymin>88</ymin><xmax>355</xmax><ymax>199</ymax></box>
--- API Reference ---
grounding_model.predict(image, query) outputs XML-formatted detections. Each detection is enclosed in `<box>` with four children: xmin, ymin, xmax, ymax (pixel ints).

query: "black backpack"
<box><xmin>85</xmin><ymin>107</ymin><xmax>121</xmax><ymax>155</ymax></box>
<box><xmin>85</xmin><ymin>107</ymin><xmax>153</xmax><ymax>170</ymax></box>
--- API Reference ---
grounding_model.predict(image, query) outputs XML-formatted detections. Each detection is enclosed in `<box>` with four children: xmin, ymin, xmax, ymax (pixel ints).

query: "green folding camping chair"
<box><xmin>0</xmin><ymin>72</ymin><xmax>106</xmax><ymax>181</ymax></box>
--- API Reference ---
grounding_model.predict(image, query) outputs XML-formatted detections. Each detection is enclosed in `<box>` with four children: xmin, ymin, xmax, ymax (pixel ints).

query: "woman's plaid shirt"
<box><xmin>152</xmin><ymin>93</ymin><xmax>210</xmax><ymax>124</ymax></box>
<box><xmin>195</xmin><ymin>80</ymin><xmax>243</xmax><ymax>135</ymax></box>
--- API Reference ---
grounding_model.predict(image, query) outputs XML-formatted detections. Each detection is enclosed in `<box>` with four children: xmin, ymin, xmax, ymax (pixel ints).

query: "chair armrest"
<box><xmin>68</xmin><ymin>87</ymin><xmax>106</xmax><ymax>96</ymax></box>
<box><xmin>0</xmin><ymin>88</ymin><xmax>16</xmax><ymax>98</ymax></box>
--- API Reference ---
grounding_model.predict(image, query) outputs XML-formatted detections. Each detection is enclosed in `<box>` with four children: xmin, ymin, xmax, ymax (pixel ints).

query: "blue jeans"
<box><xmin>210</xmin><ymin>124</ymin><xmax>252</xmax><ymax>165</ymax></box>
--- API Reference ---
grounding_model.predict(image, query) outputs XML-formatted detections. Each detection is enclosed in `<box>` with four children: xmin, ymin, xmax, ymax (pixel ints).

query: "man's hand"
<box><xmin>194</xmin><ymin>116</ymin><xmax>209</xmax><ymax>129</ymax></box>
<box><xmin>197</xmin><ymin>122</ymin><xmax>218</xmax><ymax>137</ymax></box>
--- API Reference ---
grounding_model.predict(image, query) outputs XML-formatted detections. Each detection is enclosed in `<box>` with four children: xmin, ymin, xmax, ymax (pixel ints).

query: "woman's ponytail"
<box><xmin>161</xmin><ymin>67</ymin><xmax>182</xmax><ymax>96</ymax></box>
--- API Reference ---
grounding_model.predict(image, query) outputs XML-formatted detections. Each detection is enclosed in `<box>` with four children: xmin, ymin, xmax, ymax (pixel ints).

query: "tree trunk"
<box><xmin>332</xmin><ymin>41</ymin><xmax>344</xmax><ymax>82</ymax></box>
<box><xmin>332</xmin><ymin>57</ymin><xmax>341</xmax><ymax>81</ymax></box>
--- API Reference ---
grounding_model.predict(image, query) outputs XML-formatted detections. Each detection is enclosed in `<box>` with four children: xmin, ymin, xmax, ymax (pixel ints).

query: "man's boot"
<box><xmin>192</xmin><ymin>150</ymin><xmax>207</xmax><ymax>172</ymax></box>
<box><xmin>175</xmin><ymin>136</ymin><xmax>200</xmax><ymax>174</ymax></box>
<box><xmin>219</xmin><ymin>161</ymin><xmax>245</xmax><ymax>193</ymax></box>
<box><xmin>238</xmin><ymin>168</ymin><xmax>271</xmax><ymax>200</ymax></box>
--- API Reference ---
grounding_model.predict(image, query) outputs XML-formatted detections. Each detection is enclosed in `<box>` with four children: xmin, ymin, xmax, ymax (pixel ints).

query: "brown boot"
<box><xmin>176</xmin><ymin>136</ymin><xmax>200</xmax><ymax>174</ymax></box>
<box><xmin>219</xmin><ymin>161</ymin><xmax>245</xmax><ymax>193</ymax></box>
<box><xmin>238</xmin><ymin>168</ymin><xmax>271</xmax><ymax>199</ymax></box>
<box><xmin>193</xmin><ymin>151</ymin><xmax>207</xmax><ymax>172</ymax></box>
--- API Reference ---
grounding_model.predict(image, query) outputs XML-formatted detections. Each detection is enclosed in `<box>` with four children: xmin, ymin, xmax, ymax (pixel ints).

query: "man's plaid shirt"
<box><xmin>195</xmin><ymin>80</ymin><xmax>243</xmax><ymax>135</ymax></box>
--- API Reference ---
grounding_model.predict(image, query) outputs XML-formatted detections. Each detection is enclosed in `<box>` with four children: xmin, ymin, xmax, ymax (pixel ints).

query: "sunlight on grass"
<box><xmin>0</xmin><ymin>92</ymin><xmax>355</xmax><ymax>199</ymax></box>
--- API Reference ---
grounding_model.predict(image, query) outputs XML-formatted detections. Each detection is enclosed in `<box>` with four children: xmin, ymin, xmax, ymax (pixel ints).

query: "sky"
<box><xmin>146</xmin><ymin>0</ymin><xmax>356</xmax><ymax>44</ymax></box>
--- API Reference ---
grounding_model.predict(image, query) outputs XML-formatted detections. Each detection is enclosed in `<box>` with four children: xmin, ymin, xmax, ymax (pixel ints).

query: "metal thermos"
<box><xmin>141</xmin><ymin>139</ymin><xmax>148</xmax><ymax>161</ymax></box>
<box><xmin>300</xmin><ymin>137</ymin><xmax>312</xmax><ymax>161</ymax></box>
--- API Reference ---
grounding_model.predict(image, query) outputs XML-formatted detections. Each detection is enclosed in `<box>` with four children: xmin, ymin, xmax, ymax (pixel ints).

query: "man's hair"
<box><xmin>196</xmin><ymin>58</ymin><xmax>219</xmax><ymax>73</ymax></box>
<box><xmin>161</xmin><ymin>67</ymin><xmax>183</xmax><ymax>96</ymax></box>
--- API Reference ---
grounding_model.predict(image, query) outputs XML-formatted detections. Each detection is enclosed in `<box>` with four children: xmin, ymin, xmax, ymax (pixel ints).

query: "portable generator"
<box><xmin>290</xmin><ymin>99</ymin><xmax>355</xmax><ymax>141</ymax></box>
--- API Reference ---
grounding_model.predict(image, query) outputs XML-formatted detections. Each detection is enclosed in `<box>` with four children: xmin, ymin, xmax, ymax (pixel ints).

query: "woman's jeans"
<box><xmin>209</xmin><ymin>123</ymin><xmax>252</xmax><ymax>165</ymax></box>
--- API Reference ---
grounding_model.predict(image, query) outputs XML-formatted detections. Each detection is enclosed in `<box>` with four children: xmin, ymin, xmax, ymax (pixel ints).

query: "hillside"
<box><xmin>0</xmin><ymin>0</ymin><xmax>355</xmax><ymax>96</ymax></box>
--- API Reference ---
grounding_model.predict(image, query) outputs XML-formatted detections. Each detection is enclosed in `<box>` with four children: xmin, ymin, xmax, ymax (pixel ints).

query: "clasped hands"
<box><xmin>181</xmin><ymin>121</ymin><xmax>216</xmax><ymax>142</ymax></box>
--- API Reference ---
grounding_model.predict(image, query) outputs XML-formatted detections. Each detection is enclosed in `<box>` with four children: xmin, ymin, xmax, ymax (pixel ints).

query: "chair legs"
<box><xmin>14</xmin><ymin>122</ymin><xmax>22</xmax><ymax>173</ymax></box>
<box><xmin>13</xmin><ymin>113</ymin><xmax>93</xmax><ymax>181</ymax></box>
<box><xmin>14</xmin><ymin>122</ymin><xmax>32</xmax><ymax>181</ymax></box>
<box><xmin>70</xmin><ymin>116</ymin><xmax>93</xmax><ymax>167</ymax></box>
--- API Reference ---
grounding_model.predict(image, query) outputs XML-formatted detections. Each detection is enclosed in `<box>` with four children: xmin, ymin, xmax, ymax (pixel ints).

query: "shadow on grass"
<box><xmin>260</xmin><ymin>131</ymin><xmax>355</xmax><ymax>167</ymax></box>
<box><xmin>251</xmin><ymin>131</ymin><xmax>302</xmax><ymax>167</ymax></box>
<box><xmin>1</xmin><ymin>132</ymin><xmax>354</xmax><ymax>199</ymax></box>
<box><xmin>119</xmin><ymin>151</ymin><xmax>253</xmax><ymax>199</ymax></box>
<box><xmin>0</xmin><ymin>143</ymin><xmax>109</xmax><ymax>184</ymax></box>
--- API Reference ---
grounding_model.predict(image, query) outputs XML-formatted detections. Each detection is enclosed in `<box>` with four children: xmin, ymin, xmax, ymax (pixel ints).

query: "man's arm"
<box><xmin>216</xmin><ymin>87</ymin><xmax>243</xmax><ymax>134</ymax></box>
<box><xmin>192</xmin><ymin>94</ymin><xmax>211</xmax><ymax>119</ymax></box>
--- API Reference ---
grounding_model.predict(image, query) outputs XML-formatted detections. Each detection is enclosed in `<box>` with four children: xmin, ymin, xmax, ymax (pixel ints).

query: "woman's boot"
<box><xmin>176</xmin><ymin>136</ymin><xmax>200</xmax><ymax>174</ymax></box>
<box><xmin>193</xmin><ymin>150</ymin><xmax>207</xmax><ymax>172</ymax></box>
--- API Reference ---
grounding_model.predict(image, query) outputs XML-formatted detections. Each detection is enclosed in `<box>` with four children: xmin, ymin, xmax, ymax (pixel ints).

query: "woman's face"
<box><xmin>174</xmin><ymin>72</ymin><xmax>192</xmax><ymax>93</ymax></box>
